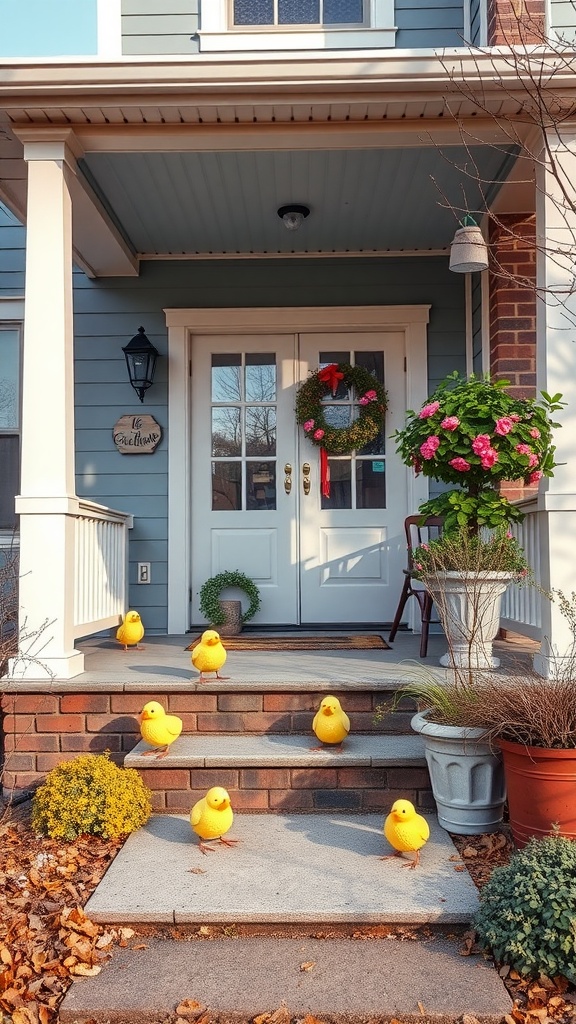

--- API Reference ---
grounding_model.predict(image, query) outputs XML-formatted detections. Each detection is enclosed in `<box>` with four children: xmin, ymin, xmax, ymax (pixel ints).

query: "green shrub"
<box><xmin>32</xmin><ymin>752</ymin><xmax>152</xmax><ymax>840</ymax></box>
<box><xmin>474</xmin><ymin>834</ymin><xmax>576</xmax><ymax>982</ymax></box>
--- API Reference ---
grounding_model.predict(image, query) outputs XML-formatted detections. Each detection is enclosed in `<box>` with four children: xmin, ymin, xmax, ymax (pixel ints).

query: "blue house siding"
<box><xmin>395</xmin><ymin>0</ymin><xmax>465</xmax><ymax>47</ymax></box>
<box><xmin>122</xmin><ymin>0</ymin><xmax>200</xmax><ymax>54</ymax></box>
<box><xmin>74</xmin><ymin>256</ymin><xmax>466</xmax><ymax>631</ymax></box>
<box><xmin>0</xmin><ymin>203</ymin><xmax>25</xmax><ymax>296</ymax></box>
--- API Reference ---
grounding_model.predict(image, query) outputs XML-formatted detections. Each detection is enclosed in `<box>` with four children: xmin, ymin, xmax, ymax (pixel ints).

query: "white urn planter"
<box><xmin>424</xmin><ymin>570</ymin><xmax>514</xmax><ymax>670</ymax></box>
<box><xmin>411</xmin><ymin>710</ymin><xmax>506</xmax><ymax>835</ymax></box>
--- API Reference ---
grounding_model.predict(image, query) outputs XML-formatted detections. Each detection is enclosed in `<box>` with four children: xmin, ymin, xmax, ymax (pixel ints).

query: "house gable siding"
<box><xmin>122</xmin><ymin>0</ymin><xmax>199</xmax><ymax>54</ymax></box>
<box><xmin>0</xmin><ymin>204</ymin><xmax>26</xmax><ymax>297</ymax></box>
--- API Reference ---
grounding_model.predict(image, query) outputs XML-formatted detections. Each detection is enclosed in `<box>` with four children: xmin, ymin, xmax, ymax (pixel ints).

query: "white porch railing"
<box><xmin>73</xmin><ymin>499</ymin><xmax>133</xmax><ymax>638</ymax></box>
<box><xmin>500</xmin><ymin>497</ymin><xmax>542</xmax><ymax>641</ymax></box>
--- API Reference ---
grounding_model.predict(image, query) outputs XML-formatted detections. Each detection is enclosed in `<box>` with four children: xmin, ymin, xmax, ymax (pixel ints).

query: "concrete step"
<box><xmin>124</xmin><ymin>733</ymin><xmax>431</xmax><ymax>812</ymax></box>
<box><xmin>84</xmin><ymin>812</ymin><xmax>476</xmax><ymax>926</ymax></box>
<box><xmin>59</xmin><ymin>933</ymin><xmax>511</xmax><ymax>1024</ymax></box>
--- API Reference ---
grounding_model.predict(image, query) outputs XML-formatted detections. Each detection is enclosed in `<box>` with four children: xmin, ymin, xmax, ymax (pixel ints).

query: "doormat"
<box><xmin>186</xmin><ymin>634</ymin><xmax>390</xmax><ymax>651</ymax></box>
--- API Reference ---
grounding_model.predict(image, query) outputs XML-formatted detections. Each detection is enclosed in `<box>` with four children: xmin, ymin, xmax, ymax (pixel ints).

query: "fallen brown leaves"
<box><xmin>452</xmin><ymin>831</ymin><xmax>576</xmax><ymax>1024</ymax></box>
<box><xmin>0</xmin><ymin>812</ymin><xmax>124</xmax><ymax>1024</ymax></box>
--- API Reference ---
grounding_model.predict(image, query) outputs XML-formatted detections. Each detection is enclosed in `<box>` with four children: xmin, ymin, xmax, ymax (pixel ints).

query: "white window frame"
<box><xmin>0</xmin><ymin>298</ymin><xmax>24</xmax><ymax>547</ymax></box>
<box><xmin>198</xmin><ymin>0</ymin><xmax>396</xmax><ymax>50</ymax></box>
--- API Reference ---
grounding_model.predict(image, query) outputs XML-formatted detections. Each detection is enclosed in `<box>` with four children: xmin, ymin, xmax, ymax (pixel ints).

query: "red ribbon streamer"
<box><xmin>318</xmin><ymin>363</ymin><xmax>344</xmax><ymax>396</ymax></box>
<box><xmin>320</xmin><ymin>447</ymin><xmax>330</xmax><ymax>499</ymax></box>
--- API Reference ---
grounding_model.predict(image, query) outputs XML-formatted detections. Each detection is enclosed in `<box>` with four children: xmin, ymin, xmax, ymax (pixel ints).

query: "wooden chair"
<box><xmin>388</xmin><ymin>515</ymin><xmax>444</xmax><ymax>657</ymax></box>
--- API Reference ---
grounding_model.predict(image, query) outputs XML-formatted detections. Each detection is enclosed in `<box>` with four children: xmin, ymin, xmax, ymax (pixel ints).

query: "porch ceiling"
<box><xmin>79</xmin><ymin>145</ymin><xmax>516</xmax><ymax>257</ymax></box>
<box><xmin>0</xmin><ymin>50</ymin><xmax>545</xmax><ymax>270</ymax></box>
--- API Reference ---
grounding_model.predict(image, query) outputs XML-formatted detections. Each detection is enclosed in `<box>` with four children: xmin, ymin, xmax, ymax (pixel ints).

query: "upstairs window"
<box><xmin>233</xmin><ymin>0</ymin><xmax>365</xmax><ymax>25</ymax></box>
<box><xmin>199</xmin><ymin>0</ymin><xmax>395</xmax><ymax>51</ymax></box>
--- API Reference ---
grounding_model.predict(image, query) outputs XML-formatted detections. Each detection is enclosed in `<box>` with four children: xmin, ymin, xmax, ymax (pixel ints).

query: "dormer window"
<box><xmin>233</xmin><ymin>0</ymin><xmax>365</xmax><ymax>26</ymax></box>
<box><xmin>199</xmin><ymin>0</ymin><xmax>396</xmax><ymax>51</ymax></box>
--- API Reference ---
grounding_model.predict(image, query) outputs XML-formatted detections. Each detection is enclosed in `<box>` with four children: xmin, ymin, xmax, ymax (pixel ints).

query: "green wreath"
<box><xmin>295</xmin><ymin>363</ymin><xmax>387</xmax><ymax>455</ymax></box>
<box><xmin>198</xmin><ymin>570</ymin><xmax>261</xmax><ymax>626</ymax></box>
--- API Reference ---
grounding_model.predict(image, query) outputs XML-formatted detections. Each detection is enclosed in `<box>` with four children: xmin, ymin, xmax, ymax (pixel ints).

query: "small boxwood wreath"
<box><xmin>199</xmin><ymin>570</ymin><xmax>261</xmax><ymax>627</ymax></box>
<box><xmin>295</xmin><ymin>363</ymin><xmax>388</xmax><ymax>455</ymax></box>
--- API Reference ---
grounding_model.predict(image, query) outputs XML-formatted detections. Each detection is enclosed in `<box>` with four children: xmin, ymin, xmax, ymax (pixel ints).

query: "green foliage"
<box><xmin>412</xmin><ymin>527</ymin><xmax>530</xmax><ymax>579</ymax></box>
<box><xmin>475</xmin><ymin>835</ymin><xmax>576</xmax><ymax>983</ymax></box>
<box><xmin>198</xmin><ymin>570</ymin><xmax>261</xmax><ymax>626</ymax></box>
<box><xmin>394</xmin><ymin>372</ymin><xmax>564</xmax><ymax>533</ymax></box>
<box><xmin>32</xmin><ymin>752</ymin><xmax>152</xmax><ymax>840</ymax></box>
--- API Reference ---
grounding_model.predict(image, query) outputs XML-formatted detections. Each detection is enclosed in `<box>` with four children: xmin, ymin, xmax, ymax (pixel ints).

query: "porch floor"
<box><xmin>10</xmin><ymin>627</ymin><xmax>539</xmax><ymax>689</ymax></box>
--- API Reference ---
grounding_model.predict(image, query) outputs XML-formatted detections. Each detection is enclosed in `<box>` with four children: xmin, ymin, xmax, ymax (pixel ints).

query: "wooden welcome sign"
<box><xmin>113</xmin><ymin>414</ymin><xmax>162</xmax><ymax>454</ymax></box>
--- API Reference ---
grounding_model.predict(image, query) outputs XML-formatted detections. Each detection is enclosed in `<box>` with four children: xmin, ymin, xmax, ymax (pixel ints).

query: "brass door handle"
<box><xmin>302</xmin><ymin>463</ymin><xmax>311</xmax><ymax>495</ymax></box>
<box><xmin>284</xmin><ymin>463</ymin><xmax>292</xmax><ymax>494</ymax></box>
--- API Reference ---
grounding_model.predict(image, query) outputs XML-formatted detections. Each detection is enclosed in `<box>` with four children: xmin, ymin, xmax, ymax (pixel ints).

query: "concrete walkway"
<box><xmin>60</xmin><ymin>933</ymin><xmax>511</xmax><ymax>1023</ymax></box>
<box><xmin>85</xmin><ymin>813</ymin><xmax>478</xmax><ymax>925</ymax></box>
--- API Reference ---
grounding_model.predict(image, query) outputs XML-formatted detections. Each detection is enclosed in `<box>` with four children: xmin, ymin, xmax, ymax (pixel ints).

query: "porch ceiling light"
<box><xmin>449</xmin><ymin>215</ymin><xmax>489</xmax><ymax>274</ymax></box>
<box><xmin>122</xmin><ymin>326</ymin><xmax>159</xmax><ymax>403</ymax></box>
<box><xmin>277</xmin><ymin>204</ymin><xmax>310</xmax><ymax>231</ymax></box>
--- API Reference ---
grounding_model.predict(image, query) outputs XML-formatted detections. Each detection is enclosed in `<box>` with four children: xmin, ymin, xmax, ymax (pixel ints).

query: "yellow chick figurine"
<box><xmin>190</xmin><ymin>785</ymin><xmax>238</xmax><ymax>855</ymax></box>
<box><xmin>191</xmin><ymin>629</ymin><xmax>228</xmax><ymax>683</ymax></box>
<box><xmin>383</xmin><ymin>798</ymin><xmax>430</xmax><ymax>869</ymax></box>
<box><xmin>139</xmin><ymin>700</ymin><xmax>183</xmax><ymax>758</ymax></box>
<box><xmin>117</xmin><ymin>610</ymin><xmax>145</xmax><ymax>651</ymax></box>
<box><xmin>312</xmin><ymin>694</ymin><xmax>350</xmax><ymax>749</ymax></box>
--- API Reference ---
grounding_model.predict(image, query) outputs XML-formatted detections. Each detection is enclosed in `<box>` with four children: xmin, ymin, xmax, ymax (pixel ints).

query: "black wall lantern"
<box><xmin>122</xmin><ymin>326</ymin><xmax>159</xmax><ymax>403</ymax></box>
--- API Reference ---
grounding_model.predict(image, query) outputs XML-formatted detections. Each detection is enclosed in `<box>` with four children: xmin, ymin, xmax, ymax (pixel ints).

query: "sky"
<box><xmin>0</xmin><ymin>0</ymin><xmax>98</xmax><ymax>56</ymax></box>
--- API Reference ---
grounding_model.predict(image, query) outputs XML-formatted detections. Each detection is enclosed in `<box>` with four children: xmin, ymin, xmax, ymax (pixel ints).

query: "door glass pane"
<box><xmin>319</xmin><ymin>351</ymin><xmax>350</xmax><ymax>401</ymax></box>
<box><xmin>234</xmin><ymin>0</ymin><xmax>274</xmax><ymax>23</ymax></box>
<box><xmin>321</xmin><ymin>459</ymin><xmax>351</xmax><ymax>510</ymax></box>
<box><xmin>279</xmin><ymin>0</ymin><xmax>319</xmax><ymax>22</ymax></box>
<box><xmin>247</xmin><ymin>462</ymin><xmax>277</xmax><ymax>510</ymax></box>
<box><xmin>358</xmin><ymin>426</ymin><xmax>384</xmax><ymax>456</ymax></box>
<box><xmin>356</xmin><ymin>459</ymin><xmax>386</xmax><ymax>509</ymax></box>
<box><xmin>355</xmin><ymin>350</ymin><xmax>384</xmax><ymax>383</ymax></box>
<box><xmin>211</xmin><ymin>354</ymin><xmax>241</xmax><ymax>402</ymax></box>
<box><xmin>245</xmin><ymin>354</ymin><xmax>276</xmax><ymax>401</ymax></box>
<box><xmin>0</xmin><ymin>329</ymin><xmax>19</xmax><ymax>429</ymax></box>
<box><xmin>0</xmin><ymin>435</ymin><xmax>19</xmax><ymax>529</ymax></box>
<box><xmin>212</xmin><ymin>408</ymin><xmax>241</xmax><ymax>457</ymax></box>
<box><xmin>324</xmin><ymin>0</ymin><xmax>364</xmax><ymax>22</ymax></box>
<box><xmin>246</xmin><ymin>407</ymin><xmax>276</xmax><ymax>456</ymax></box>
<box><xmin>212</xmin><ymin>462</ymin><xmax>241</xmax><ymax>511</ymax></box>
<box><xmin>323</xmin><ymin>405</ymin><xmax>350</xmax><ymax>429</ymax></box>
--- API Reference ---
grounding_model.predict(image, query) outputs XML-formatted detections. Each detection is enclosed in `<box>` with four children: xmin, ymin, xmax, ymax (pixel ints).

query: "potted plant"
<box><xmin>198</xmin><ymin>570</ymin><xmax>261</xmax><ymax>635</ymax></box>
<box><xmin>393</xmin><ymin>371</ymin><xmax>563</xmax><ymax>668</ymax></box>
<box><xmin>411</xmin><ymin>528</ymin><xmax>530</xmax><ymax>669</ymax></box>
<box><xmin>451</xmin><ymin>591</ymin><xmax>576</xmax><ymax>847</ymax></box>
<box><xmin>388</xmin><ymin>671</ymin><xmax>507</xmax><ymax>835</ymax></box>
<box><xmin>398</xmin><ymin>587</ymin><xmax>576</xmax><ymax>845</ymax></box>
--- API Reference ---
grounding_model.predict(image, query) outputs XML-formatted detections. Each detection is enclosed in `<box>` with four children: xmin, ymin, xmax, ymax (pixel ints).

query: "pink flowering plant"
<box><xmin>394</xmin><ymin>371</ymin><xmax>564</xmax><ymax>534</ymax></box>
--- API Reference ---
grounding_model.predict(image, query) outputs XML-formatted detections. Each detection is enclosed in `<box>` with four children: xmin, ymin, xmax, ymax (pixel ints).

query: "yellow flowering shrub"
<box><xmin>32</xmin><ymin>752</ymin><xmax>152</xmax><ymax>840</ymax></box>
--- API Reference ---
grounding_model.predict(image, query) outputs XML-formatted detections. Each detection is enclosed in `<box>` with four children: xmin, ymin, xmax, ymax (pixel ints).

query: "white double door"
<box><xmin>191</xmin><ymin>329</ymin><xmax>408</xmax><ymax>626</ymax></box>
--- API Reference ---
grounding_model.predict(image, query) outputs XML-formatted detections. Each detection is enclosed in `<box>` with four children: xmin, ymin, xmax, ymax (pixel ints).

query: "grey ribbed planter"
<box><xmin>411</xmin><ymin>710</ymin><xmax>506</xmax><ymax>835</ymax></box>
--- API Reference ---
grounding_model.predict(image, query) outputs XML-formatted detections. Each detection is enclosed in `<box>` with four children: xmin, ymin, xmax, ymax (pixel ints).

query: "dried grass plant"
<box><xmin>393</xmin><ymin>589</ymin><xmax>576</xmax><ymax>750</ymax></box>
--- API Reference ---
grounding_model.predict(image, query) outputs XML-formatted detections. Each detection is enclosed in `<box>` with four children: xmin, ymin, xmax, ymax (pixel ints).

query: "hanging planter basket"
<box><xmin>449</xmin><ymin>223</ymin><xmax>489</xmax><ymax>274</ymax></box>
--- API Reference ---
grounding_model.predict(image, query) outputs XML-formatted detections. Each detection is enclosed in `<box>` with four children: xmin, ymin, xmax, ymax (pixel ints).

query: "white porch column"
<box><xmin>11</xmin><ymin>140</ymin><xmax>83</xmax><ymax>679</ymax></box>
<box><xmin>533</xmin><ymin>126</ymin><xmax>576</xmax><ymax>676</ymax></box>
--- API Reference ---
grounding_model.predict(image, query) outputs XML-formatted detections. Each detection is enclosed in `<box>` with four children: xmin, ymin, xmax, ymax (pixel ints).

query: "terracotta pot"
<box><xmin>499</xmin><ymin>738</ymin><xmax>576</xmax><ymax>848</ymax></box>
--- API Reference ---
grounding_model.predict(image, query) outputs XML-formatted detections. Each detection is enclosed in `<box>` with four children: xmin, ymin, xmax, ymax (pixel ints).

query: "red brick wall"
<box><xmin>489</xmin><ymin>214</ymin><xmax>538</xmax><ymax>502</ymax></box>
<box><xmin>487</xmin><ymin>0</ymin><xmax>545</xmax><ymax>44</ymax></box>
<box><xmin>143</xmin><ymin>765</ymin><xmax>434</xmax><ymax>814</ymax></box>
<box><xmin>1</xmin><ymin>688</ymin><xmax>415</xmax><ymax>797</ymax></box>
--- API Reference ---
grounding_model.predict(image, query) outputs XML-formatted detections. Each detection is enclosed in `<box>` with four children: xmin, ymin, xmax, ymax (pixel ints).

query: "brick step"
<box><xmin>125</xmin><ymin>733</ymin><xmax>431</xmax><ymax>812</ymax></box>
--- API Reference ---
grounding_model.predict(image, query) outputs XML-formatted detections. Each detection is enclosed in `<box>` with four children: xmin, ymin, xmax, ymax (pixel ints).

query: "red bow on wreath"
<box><xmin>318</xmin><ymin>363</ymin><xmax>344</xmax><ymax>396</ymax></box>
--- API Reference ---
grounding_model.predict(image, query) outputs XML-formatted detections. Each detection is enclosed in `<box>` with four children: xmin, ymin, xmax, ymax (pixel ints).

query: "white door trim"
<box><xmin>165</xmin><ymin>304</ymin><xmax>431</xmax><ymax>634</ymax></box>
